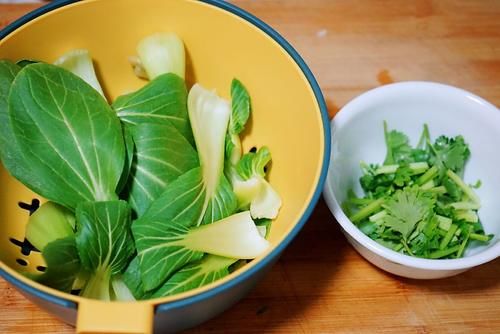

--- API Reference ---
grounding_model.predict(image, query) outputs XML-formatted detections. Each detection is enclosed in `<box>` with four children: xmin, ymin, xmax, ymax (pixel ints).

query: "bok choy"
<box><xmin>0</xmin><ymin>31</ymin><xmax>280</xmax><ymax>301</ymax></box>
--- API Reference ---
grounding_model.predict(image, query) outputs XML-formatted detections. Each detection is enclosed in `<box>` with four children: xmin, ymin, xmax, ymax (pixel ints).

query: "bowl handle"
<box><xmin>76</xmin><ymin>300</ymin><xmax>154</xmax><ymax>334</ymax></box>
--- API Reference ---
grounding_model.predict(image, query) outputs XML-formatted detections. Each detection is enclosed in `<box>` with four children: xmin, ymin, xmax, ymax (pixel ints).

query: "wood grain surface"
<box><xmin>1</xmin><ymin>1</ymin><xmax>499</xmax><ymax>333</ymax></box>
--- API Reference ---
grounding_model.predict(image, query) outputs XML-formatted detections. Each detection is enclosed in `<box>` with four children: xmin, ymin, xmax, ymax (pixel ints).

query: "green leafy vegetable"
<box><xmin>25</xmin><ymin>201</ymin><xmax>75</xmax><ymax>252</ymax></box>
<box><xmin>123</xmin><ymin>257</ymin><xmax>150</xmax><ymax>300</ymax></box>
<box><xmin>383</xmin><ymin>121</ymin><xmax>412</xmax><ymax>165</ymax></box>
<box><xmin>223</xmin><ymin>81</ymin><xmax>281</xmax><ymax>219</ymax></box>
<box><xmin>75</xmin><ymin>201</ymin><xmax>135</xmax><ymax>300</ymax></box>
<box><xmin>116</xmin><ymin>125</ymin><xmax>135</xmax><ymax>195</ymax></box>
<box><xmin>226</xmin><ymin>79</ymin><xmax>251</xmax><ymax>164</ymax></box>
<box><xmin>36</xmin><ymin>237</ymin><xmax>81</xmax><ymax>292</ymax></box>
<box><xmin>346</xmin><ymin>123</ymin><xmax>492</xmax><ymax>259</ymax></box>
<box><xmin>430</xmin><ymin>135</ymin><xmax>470</xmax><ymax>177</ymax></box>
<box><xmin>122</xmin><ymin>122</ymin><xmax>198</xmax><ymax>216</ymax></box>
<box><xmin>133</xmin><ymin>169</ymin><xmax>264</xmax><ymax>291</ymax></box>
<box><xmin>151</xmin><ymin>255</ymin><xmax>237</xmax><ymax>298</ymax></box>
<box><xmin>134</xmin><ymin>210</ymin><xmax>267</xmax><ymax>291</ymax></box>
<box><xmin>0</xmin><ymin>60</ymin><xmax>43</xmax><ymax>193</ymax></box>
<box><xmin>187</xmin><ymin>83</ymin><xmax>238</xmax><ymax>226</ymax></box>
<box><xmin>1</xmin><ymin>36</ymin><xmax>281</xmax><ymax>301</ymax></box>
<box><xmin>231</xmin><ymin>147</ymin><xmax>282</xmax><ymax>219</ymax></box>
<box><xmin>113</xmin><ymin>73</ymin><xmax>193</xmax><ymax>143</ymax></box>
<box><xmin>8</xmin><ymin>63</ymin><xmax>125</xmax><ymax>209</ymax></box>
<box><xmin>382</xmin><ymin>187</ymin><xmax>435</xmax><ymax>239</ymax></box>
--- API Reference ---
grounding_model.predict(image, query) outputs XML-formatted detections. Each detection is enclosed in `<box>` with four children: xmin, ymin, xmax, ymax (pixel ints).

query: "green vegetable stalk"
<box><xmin>345</xmin><ymin>123</ymin><xmax>492</xmax><ymax>259</ymax></box>
<box><xmin>25</xmin><ymin>202</ymin><xmax>75</xmax><ymax>252</ymax></box>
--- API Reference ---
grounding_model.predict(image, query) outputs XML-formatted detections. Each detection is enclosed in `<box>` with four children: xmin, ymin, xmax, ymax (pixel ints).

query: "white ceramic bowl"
<box><xmin>323</xmin><ymin>81</ymin><xmax>500</xmax><ymax>279</ymax></box>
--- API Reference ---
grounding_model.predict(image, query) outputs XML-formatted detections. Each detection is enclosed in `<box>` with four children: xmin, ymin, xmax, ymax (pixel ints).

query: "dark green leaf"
<box><xmin>123</xmin><ymin>122</ymin><xmax>199</xmax><ymax>216</ymax></box>
<box><xmin>228</xmin><ymin>79</ymin><xmax>250</xmax><ymax>135</ymax></box>
<box><xmin>8</xmin><ymin>63</ymin><xmax>125</xmax><ymax>208</ymax></box>
<box><xmin>113</xmin><ymin>73</ymin><xmax>193</xmax><ymax>143</ymax></box>
<box><xmin>200</xmin><ymin>174</ymin><xmax>238</xmax><ymax>225</ymax></box>
<box><xmin>394</xmin><ymin>165</ymin><xmax>413</xmax><ymax>187</ymax></box>
<box><xmin>236</xmin><ymin>147</ymin><xmax>271</xmax><ymax>180</ymax></box>
<box><xmin>384</xmin><ymin>122</ymin><xmax>412</xmax><ymax>165</ymax></box>
<box><xmin>225</xmin><ymin>79</ymin><xmax>251</xmax><ymax>163</ymax></box>
<box><xmin>138</xmin><ymin>167</ymin><xmax>206</xmax><ymax>224</ymax></box>
<box><xmin>134</xmin><ymin>219</ymin><xmax>205</xmax><ymax>291</ymax></box>
<box><xmin>442</xmin><ymin>175</ymin><xmax>462</xmax><ymax>201</ymax></box>
<box><xmin>36</xmin><ymin>237</ymin><xmax>81</xmax><ymax>292</ymax></box>
<box><xmin>133</xmin><ymin>167</ymin><xmax>238</xmax><ymax>291</ymax></box>
<box><xmin>151</xmin><ymin>255</ymin><xmax>237</xmax><ymax>298</ymax></box>
<box><xmin>75</xmin><ymin>200</ymin><xmax>134</xmax><ymax>275</ymax></box>
<box><xmin>132</xmin><ymin>168</ymin><xmax>205</xmax><ymax>291</ymax></box>
<box><xmin>123</xmin><ymin>256</ymin><xmax>151</xmax><ymax>300</ymax></box>
<box><xmin>116</xmin><ymin>125</ymin><xmax>135</xmax><ymax>195</ymax></box>
<box><xmin>430</xmin><ymin>135</ymin><xmax>470</xmax><ymax>176</ymax></box>
<box><xmin>0</xmin><ymin>60</ymin><xmax>44</xmax><ymax>193</ymax></box>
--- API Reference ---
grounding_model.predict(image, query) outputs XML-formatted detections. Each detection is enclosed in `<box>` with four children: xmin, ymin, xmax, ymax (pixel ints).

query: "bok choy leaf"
<box><xmin>188</xmin><ymin>83</ymin><xmax>237</xmax><ymax>226</ymax></box>
<box><xmin>234</xmin><ymin>147</ymin><xmax>282</xmax><ymax>219</ymax></box>
<box><xmin>223</xmin><ymin>79</ymin><xmax>282</xmax><ymax>219</ymax></box>
<box><xmin>8</xmin><ymin>63</ymin><xmax>125</xmax><ymax>209</ymax></box>
<box><xmin>113</xmin><ymin>73</ymin><xmax>193</xmax><ymax>144</ymax></box>
<box><xmin>0</xmin><ymin>60</ymin><xmax>42</xmax><ymax>193</ymax></box>
<box><xmin>36</xmin><ymin>237</ymin><xmax>81</xmax><ymax>293</ymax></box>
<box><xmin>122</xmin><ymin>122</ymin><xmax>198</xmax><ymax>216</ymax></box>
<box><xmin>75</xmin><ymin>201</ymin><xmax>135</xmax><ymax>300</ymax></box>
<box><xmin>151</xmin><ymin>255</ymin><xmax>238</xmax><ymax>298</ymax></box>
<box><xmin>225</xmin><ymin>79</ymin><xmax>251</xmax><ymax>164</ymax></box>
<box><xmin>123</xmin><ymin>257</ymin><xmax>150</xmax><ymax>300</ymax></box>
<box><xmin>133</xmin><ymin>209</ymin><xmax>268</xmax><ymax>291</ymax></box>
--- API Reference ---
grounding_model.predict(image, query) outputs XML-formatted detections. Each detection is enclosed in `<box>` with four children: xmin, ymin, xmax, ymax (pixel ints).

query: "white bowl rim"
<box><xmin>324</xmin><ymin>81</ymin><xmax>500</xmax><ymax>271</ymax></box>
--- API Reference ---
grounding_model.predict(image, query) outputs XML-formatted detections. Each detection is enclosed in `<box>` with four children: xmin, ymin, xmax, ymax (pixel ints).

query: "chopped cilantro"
<box><xmin>344</xmin><ymin>123</ymin><xmax>492</xmax><ymax>259</ymax></box>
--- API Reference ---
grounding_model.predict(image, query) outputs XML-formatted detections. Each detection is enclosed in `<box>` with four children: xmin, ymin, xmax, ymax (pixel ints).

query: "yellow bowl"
<box><xmin>0</xmin><ymin>0</ymin><xmax>330</xmax><ymax>332</ymax></box>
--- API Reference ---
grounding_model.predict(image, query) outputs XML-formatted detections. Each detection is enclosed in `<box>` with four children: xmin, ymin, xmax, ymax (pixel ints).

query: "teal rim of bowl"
<box><xmin>0</xmin><ymin>0</ymin><xmax>331</xmax><ymax>312</ymax></box>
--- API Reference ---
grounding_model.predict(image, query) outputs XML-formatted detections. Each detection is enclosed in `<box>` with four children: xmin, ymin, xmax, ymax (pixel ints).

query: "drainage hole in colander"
<box><xmin>36</xmin><ymin>266</ymin><xmax>47</xmax><ymax>272</ymax></box>
<box><xmin>16</xmin><ymin>258</ymin><xmax>28</xmax><ymax>266</ymax></box>
<box><xmin>18</xmin><ymin>199</ymin><xmax>40</xmax><ymax>215</ymax></box>
<box><xmin>9</xmin><ymin>237</ymin><xmax>40</xmax><ymax>255</ymax></box>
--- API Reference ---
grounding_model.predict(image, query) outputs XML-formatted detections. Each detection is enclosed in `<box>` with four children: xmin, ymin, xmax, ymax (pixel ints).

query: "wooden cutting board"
<box><xmin>1</xmin><ymin>1</ymin><xmax>499</xmax><ymax>333</ymax></box>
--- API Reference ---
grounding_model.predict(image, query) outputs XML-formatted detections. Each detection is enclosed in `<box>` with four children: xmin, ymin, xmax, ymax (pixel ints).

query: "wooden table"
<box><xmin>1</xmin><ymin>1</ymin><xmax>499</xmax><ymax>333</ymax></box>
